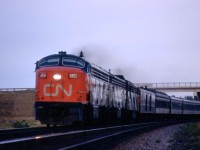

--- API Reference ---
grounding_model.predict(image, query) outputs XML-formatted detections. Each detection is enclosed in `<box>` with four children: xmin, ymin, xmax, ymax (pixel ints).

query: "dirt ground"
<box><xmin>0</xmin><ymin>90</ymin><xmax>35</xmax><ymax>123</ymax></box>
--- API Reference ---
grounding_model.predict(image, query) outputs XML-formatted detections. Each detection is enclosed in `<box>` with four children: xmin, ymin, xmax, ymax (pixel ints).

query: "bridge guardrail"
<box><xmin>136</xmin><ymin>82</ymin><xmax>200</xmax><ymax>89</ymax></box>
<box><xmin>0</xmin><ymin>88</ymin><xmax>35</xmax><ymax>92</ymax></box>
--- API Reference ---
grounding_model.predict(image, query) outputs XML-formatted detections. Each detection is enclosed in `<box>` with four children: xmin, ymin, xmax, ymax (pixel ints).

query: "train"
<box><xmin>34</xmin><ymin>51</ymin><xmax>200</xmax><ymax>126</ymax></box>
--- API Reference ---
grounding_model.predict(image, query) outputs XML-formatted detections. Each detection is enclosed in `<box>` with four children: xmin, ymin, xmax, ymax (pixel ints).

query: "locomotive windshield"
<box><xmin>36</xmin><ymin>54</ymin><xmax>87</xmax><ymax>71</ymax></box>
<box><xmin>38</xmin><ymin>57</ymin><xmax>60</xmax><ymax>67</ymax></box>
<box><xmin>62</xmin><ymin>57</ymin><xmax>85</xmax><ymax>68</ymax></box>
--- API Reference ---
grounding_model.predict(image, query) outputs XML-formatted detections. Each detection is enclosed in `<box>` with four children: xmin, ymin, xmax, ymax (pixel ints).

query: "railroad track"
<box><xmin>0</xmin><ymin>124</ymin><xmax>100</xmax><ymax>141</ymax></box>
<box><xmin>0</xmin><ymin>121</ymin><xmax>177</xmax><ymax>150</ymax></box>
<box><xmin>0</xmin><ymin>126</ymin><xmax>68</xmax><ymax>141</ymax></box>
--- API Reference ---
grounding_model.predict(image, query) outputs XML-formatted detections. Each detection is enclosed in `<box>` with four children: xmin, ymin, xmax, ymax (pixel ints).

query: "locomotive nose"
<box><xmin>35</xmin><ymin>67</ymin><xmax>88</xmax><ymax>103</ymax></box>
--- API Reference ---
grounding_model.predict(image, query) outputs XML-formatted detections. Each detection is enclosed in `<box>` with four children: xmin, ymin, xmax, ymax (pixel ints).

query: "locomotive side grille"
<box><xmin>91</xmin><ymin>67</ymin><xmax>109</xmax><ymax>82</ymax></box>
<box><xmin>91</xmin><ymin>67</ymin><xmax>126</xmax><ymax>88</ymax></box>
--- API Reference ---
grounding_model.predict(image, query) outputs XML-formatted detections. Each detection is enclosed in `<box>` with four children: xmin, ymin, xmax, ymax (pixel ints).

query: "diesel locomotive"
<box><xmin>35</xmin><ymin>51</ymin><xmax>200</xmax><ymax>126</ymax></box>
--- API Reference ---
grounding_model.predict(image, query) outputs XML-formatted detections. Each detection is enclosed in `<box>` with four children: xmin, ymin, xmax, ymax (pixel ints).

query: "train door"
<box><xmin>169</xmin><ymin>97</ymin><xmax>172</xmax><ymax>115</ymax></box>
<box><xmin>145</xmin><ymin>94</ymin><xmax>148</xmax><ymax>111</ymax></box>
<box><xmin>137</xmin><ymin>89</ymin><xmax>141</xmax><ymax>112</ymax></box>
<box><xmin>149</xmin><ymin>95</ymin><xmax>152</xmax><ymax>111</ymax></box>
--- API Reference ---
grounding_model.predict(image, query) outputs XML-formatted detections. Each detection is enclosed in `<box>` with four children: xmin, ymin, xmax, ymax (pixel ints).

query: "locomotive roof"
<box><xmin>155</xmin><ymin>91</ymin><xmax>169</xmax><ymax>96</ymax></box>
<box><xmin>170</xmin><ymin>96</ymin><xmax>183</xmax><ymax>101</ymax></box>
<box><xmin>38</xmin><ymin>52</ymin><xmax>87</xmax><ymax>63</ymax></box>
<box><xmin>36</xmin><ymin>51</ymin><xmax>90</xmax><ymax>70</ymax></box>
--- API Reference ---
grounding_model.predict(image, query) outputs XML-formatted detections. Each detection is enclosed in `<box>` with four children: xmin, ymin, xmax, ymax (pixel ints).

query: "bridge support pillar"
<box><xmin>193</xmin><ymin>92</ymin><xmax>200</xmax><ymax>100</ymax></box>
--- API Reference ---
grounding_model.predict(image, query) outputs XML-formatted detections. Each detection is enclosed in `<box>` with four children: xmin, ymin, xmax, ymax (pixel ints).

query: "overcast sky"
<box><xmin>0</xmin><ymin>0</ymin><xmax>200</xmax><ymax>90</ymax></box>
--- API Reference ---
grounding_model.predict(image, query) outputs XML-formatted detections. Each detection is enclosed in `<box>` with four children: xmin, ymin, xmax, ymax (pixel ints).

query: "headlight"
<box><xmin>53</xmin><ymin>74</ymin><xmax>62</xmax><ymax>81</ymax></box>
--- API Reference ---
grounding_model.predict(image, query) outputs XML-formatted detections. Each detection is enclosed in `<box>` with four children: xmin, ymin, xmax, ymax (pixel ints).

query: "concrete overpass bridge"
<box><xmin>136</xmin><ymin>82</ymin><xmax>200</xmax><ymax>99</ymax></box>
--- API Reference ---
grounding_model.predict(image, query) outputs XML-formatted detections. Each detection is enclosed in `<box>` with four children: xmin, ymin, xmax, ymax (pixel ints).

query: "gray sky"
<box><xmin>0</xmin><ymin>0</ymin><xmax>200</xmax><ymax>89</ymax></box>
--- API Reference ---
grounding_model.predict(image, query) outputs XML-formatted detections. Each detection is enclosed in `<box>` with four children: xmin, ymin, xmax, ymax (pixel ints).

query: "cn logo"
<box><xmin>44</xmin><ymin>84</ymin><xmax>72</xmax><ymax>97</ymax></box>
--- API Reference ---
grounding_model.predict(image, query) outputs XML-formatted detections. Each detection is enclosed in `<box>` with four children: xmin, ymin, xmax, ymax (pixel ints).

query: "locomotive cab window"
<box><xmin>63</xmin><ymin>57</ymin><xmax>85</xmax><ymax>68</ymax></box>
<box><xmin>38</xmin><ymin>57</ymin><xmax>60</xmax><ymax>67</ymax></box>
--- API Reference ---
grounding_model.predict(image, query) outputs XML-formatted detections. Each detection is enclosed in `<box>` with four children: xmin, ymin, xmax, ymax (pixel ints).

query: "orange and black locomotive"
<box><xmin>35</xmin><ymin>51</ymin><xmax>139</xmax><ymax>126</ymax></box>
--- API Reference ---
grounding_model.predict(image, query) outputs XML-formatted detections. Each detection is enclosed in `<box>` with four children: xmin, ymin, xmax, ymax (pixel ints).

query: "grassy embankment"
<box><xmin>0</xmin><ymin>118</ymin><xmax>42</xmax><ymax>128</ymax></box>
<box><xmin>170</xmin><ymin>122</ymin><xmax>200</xmax><ymax>150</ymax></box>
<box><xmin>0</xmin><ymin>90</ymin><xmax>43</xmax><ymax>128</ymax></box>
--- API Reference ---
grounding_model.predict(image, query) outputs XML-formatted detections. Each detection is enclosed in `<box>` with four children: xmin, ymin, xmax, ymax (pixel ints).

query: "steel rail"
<box><xmin>59</xmin><ymin>121</ymin><xmax>172</xmax><ymax>150</ymax></box>
<box><xmin>0</xmin><ymin>121</ymin><xmax>176</xmax><ymax>150</ymax></box>
<box><xmin>0</xmin><ymin>127</ymin><xmax>58</xmax><ymax>141</ymax></box>
<box><xmin>0</xmin><ymin>122</ymin><xmax>157</xmax><ymax>143</ymax></box>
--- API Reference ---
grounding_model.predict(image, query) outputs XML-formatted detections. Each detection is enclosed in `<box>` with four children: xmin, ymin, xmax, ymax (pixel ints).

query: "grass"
<box><xmin>11</xmin><ymin>120</ymin><xmax>30</xmax><ymax>128</ymax></box>
<box><xmin>170</xmin><ymin>122</ymin><xmax>200</xmax><ymax>150</ymax></box>
<box><xmin>0</xmin><ymin>118</ymin><xmax>43</xmax><ymax>128</ymax></box>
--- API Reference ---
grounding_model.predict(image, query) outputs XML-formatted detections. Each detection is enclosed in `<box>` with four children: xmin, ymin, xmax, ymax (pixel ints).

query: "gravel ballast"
<box><xmin>112</xmin><ymin>124</ymin><xmax>184</xmax><ymax>150</ymax></box>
